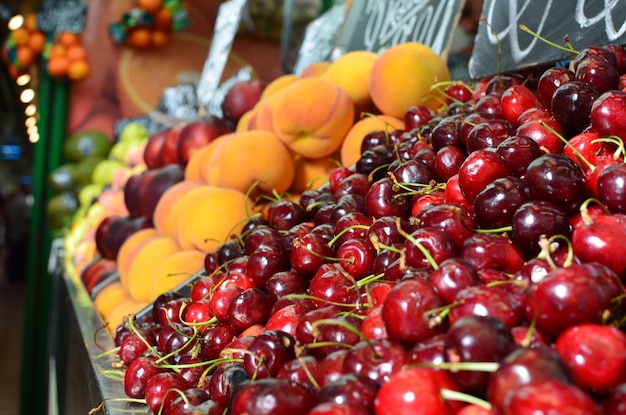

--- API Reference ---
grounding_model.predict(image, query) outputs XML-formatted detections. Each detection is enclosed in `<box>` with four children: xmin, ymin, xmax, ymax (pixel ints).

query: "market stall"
<box><xmin>10</xmin><ymin>0</ymin><xmax>626</xmax><ymax>414</ymax></box>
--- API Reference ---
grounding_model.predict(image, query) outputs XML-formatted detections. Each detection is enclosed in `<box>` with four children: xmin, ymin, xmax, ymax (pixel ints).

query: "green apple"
<box><xmin>120</xmin><ymin>122</ymin><xmax>149</xmax><ymax>143</ymax></box>
<box><xmin>78</xmin><ymin>183</ymin><xmax>104</xmax><ymax>207</ymax></box>
<box><xmin>91</xmin><ymin>159</ymin><xmax>127</xmax><ymax>186</ymax></box>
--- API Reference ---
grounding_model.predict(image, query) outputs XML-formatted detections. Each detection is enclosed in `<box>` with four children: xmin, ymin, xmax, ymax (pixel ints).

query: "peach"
<box><xmin>175</xmin><ymin>186</ymin><xmax>255</xmax><ymax>253</ymax></box>
<box><xmin>322</xmin><ymin>50</ymin><xmax>378</xmax><ymax>114</ymax></box>
<box><xmin>149</xmin><ymin>249</ymin><xmax>206</xmax><ymax>302</ymax></box>
<box><xmin>211</xmin><ymin>130</ymin><xmax>295</xmax><ymax>195</ymax></box>
<box><xmin>153</xmin><ymin>179</ymin><xmax>204</xmax><ymax>236</ymax></box>
<box><xmin>197</xmin><ymin>133</ymin><xmax>237</xmax><ymax>185</ymax></box>
<box><xmin>290</xmin><ymin>153</ymin><xmax>340</xmax><ymax>193</ymax></box>
<box><xmin>370</xmin><ymin>42</ymin><xmax>449</xmax><ymax>118</ymax></box>
<box><xmin>126</xmin><ymin>235</ymin><xmax>181</xmax><ymax>302</ymax></box>
<box><xmin>340</xmin><ymin>114</ymin><xmax>405</xmax><ymax>167</ymax></box>
<box><xmin>269</xmin><ymin>77</ymin><xmax>355</xmax><ymax>158</ymax></box>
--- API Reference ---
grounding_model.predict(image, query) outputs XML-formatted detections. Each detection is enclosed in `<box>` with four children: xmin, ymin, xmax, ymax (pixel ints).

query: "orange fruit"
<box><xmin>126</xmin><ymin>28</ymin><xmax>152</xmax><ymax>49</ymax></box>
<box><xmin>16</xmin><ymin>46</ymin><xmax>35</xmax><ymax>68</ymax></box>
<box><xmin>67</xmin><ymin>60</ymin><xmax>90</xmax><ymax>81</ymax></box>
<box><xmin>58</xmin><ymin>32</ymin><xmax>80</xmax><ymax>47</ymax></box>
<box><xmin>28</xmin><ymin>31</ymin><xmax>46</xmax><ymax>54</ymax></box>
<box><xmin>49</xmin><ymin>44</ymin><xmax>67</xmax><ymax>58</ymax></box>
<box><xmin>12</xmin><ymin>27</ymin><xmax>30</xmax><ymax>46</ymax></box>
<box><xmin>47</xmin><ymin>55</ymin><xmax>70</xmax><ymax>78</ymax></box>
<box><xmin>66</xmin><ymin>44</ymin><xmax>87</xmax><ymax>62</ymax></box>
<box><xmin>150</xmin><ymin>30</ymin><xmax>171</xmax><ymax>48</ymax></box>
<box><xmin>153</xmin><ymin>7</ymin><xmax>173</xmax><ymax>30</ymax></box>
<box><xmin>138</xmin><ymin>0</ymin><xmax>163</xmax><ymax>14</ymax></box>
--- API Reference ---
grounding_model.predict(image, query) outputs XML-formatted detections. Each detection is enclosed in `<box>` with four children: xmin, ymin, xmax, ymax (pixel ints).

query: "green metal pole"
<box><xmin>20</xmin><ymin>70</ymin><xmax>69</xmax><ymax>415</ymax></box>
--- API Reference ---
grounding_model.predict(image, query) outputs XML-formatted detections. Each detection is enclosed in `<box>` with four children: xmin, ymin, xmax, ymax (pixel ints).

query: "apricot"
<box><xmin>260</xmin><ymin>74</ymin><xmax>298</xmax><ymax>100</ymax></box>
<box><xmin>290</xmin><ymin>154</ymin><xmax>340</xmax><ymax>193</ymax></box>
<box><xmin>322</xmin><ymin>51</ymin><xmax>378</xmax><ymax>114</ymax></box>
<box><xmin>197</xmin><ymin>133</ymin><xmax>237</xmax><ymax>185</ymax></box>
<box><xmin>105</xmin><ymin>298</ymin><xmax>150</xmax><ymax>335</ymax></box>
<box><xmin>370</xmin><ymin>42</ymin><xmax>448</xmax><ymax>118</ymax></box>
<box><xmin>149</xmin><ymin>250</ymin><xmax>206</xmax><ymax>302</ymax></box>
<box><xmin>300</xmin><ymin>61</ymin><xmax>331</xmax><ymax>78</ymax></box>
<box><xmin>153</xmin><ymin>179</ymin><xmax>204</xmax><ymax>236</ymax></box>
<box><xmin>117</xmin><ymin>227</ymin><xmax>160</xmax><ymax>288</ymax></box>
<box><xmin>269</xmin><ymin>77</ymin><xmax>355</xmax><ymax>158</ymax></box>
<box><xmin>126</xmin><ymin>235</ymin><xmax>181</xmax><ymax>302</ymax></box>
<box><xmin>340</xmin><ymin>114</ymin><xmax>404</xmax><ymax>168</ymax></box>
<box><xmin>174</xmin><ymin>186</ymin><xmax>254</xmax><ymax>253</ymax></box>
<box><xmin>94</xmin><ymin>281</ymin><xmax>132</xmax><ymax>321</ymax></box>
<box><xmin>166</xmin><ymin>185</ymin><xmax>221</xmax><ymax>241</ymax></box>
<box><xmin>212</xmin><ymin>130</ymin><xmax>295</xmax><ymax>194</ymax></box>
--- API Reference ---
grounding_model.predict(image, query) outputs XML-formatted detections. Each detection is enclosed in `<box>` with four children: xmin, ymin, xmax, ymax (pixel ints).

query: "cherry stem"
<box><xmin>127</xmin><ymin>315</ymin><xmax>161</xmax><ymax>360</ymax></box>
<box><xmin>473</xmin><ymin>225</ymin><xmax>513</xmax><ymax>234</ymax></box>
<box><xmin>313</xmin><ymin>318</ymin><xmax>371</xmax><ymax>346</ymax></box>
<box><xmin>92</xmin><ymin>346</ymin><xmax>120</xmax><ymax>359</ymax></box>
<box><xmin>98</xmin><ymin>369</ymin><xmax>125</xmax><ymax>381</ymax></box>
<box><xmin>578</xmin><ymin>197</ymin><xmax>610</xmax><ymax>225</ymax></box>
<box><xmin>423</xmin><ymin>304</ymin><xmax>453</xmax><ymax>328</ymax></box>
<box><xmin>293</xmin><ymin>237</ymin><xmax>350</xmax><ymax>264</ymax></box>
<box><xmin>303</xmin><ymin>340</ymin><xmax>354</xmax><ymax>351</ymax></box>
<box><xmin>297</xmin><ymin>355</ymin><xmax>321</xmax><ymax>391</ymax></box>
<box><xmin>197</xmin><ymin>357</ymin><xmax>241</xmax><ymax>387</ymax></box>
<box><xmin>394</xmin><ymin>217</ymin><xmax>440</xmax><ymax>270</ymax></box>
<box><xmin>328</xmin><ymin>224</ymin><xmax>371</xmax><ymax>248</ymax></box>
<box><xmin>155</xmin><ymin>326</ymin><xmax>199</xmax><ymax>366</ymax></box>
<box><xmin>591</xmin><ymin>135</ymin><xmax>626</xmax><ymax>160</ymax></box>
<box><xmin>538</xmin><ymin>120</ymin><xmax>595</xmax><ymax>171</ymax></box>
<box><xmin>88</xmin><ymin>398</ymin><xmax>146</xmax><ymax>414</ymax></box>
<box><xmin>519</xmin><ymin>24</ymin><xmax>578</xmax><ymax>54</ymax></box>
<box><xmin>157</xmin><ymin>389</ymin><xmax>188</xmax><ymax>415</ymax></box>
<box><xmin>361</xmin><ymin>112</ymin><xmax>396</xmax><ymax>145</ymax></box>
<box><xmin>355</xmin><ymin>272</ymin><xmax>385</xmax><ymax>289</ymax></box>
<box><xmin>412</xmin><ymin>361</ymin><xmax>499</xmax><ymax>372</ymax></box>
<box><xmin>284</xmin><ymin>293</ymin><xmax>358</xmax><ymax>308</ymax></box>
<box><xmin>440</xmin><ymin>389</ymin><xmax>493</xmax><ymax>411</ymax></box>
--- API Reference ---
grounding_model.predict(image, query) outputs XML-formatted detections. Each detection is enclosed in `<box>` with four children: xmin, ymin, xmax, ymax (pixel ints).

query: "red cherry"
<box><xmin>374</xmin><ymin>368</ymin><xmax>462</xmax><ymax>415</ymax></box>
<box><xmin>555</xmin><ymin>323</ymin><xmax>626</xmax><ymax>393</ymax></box>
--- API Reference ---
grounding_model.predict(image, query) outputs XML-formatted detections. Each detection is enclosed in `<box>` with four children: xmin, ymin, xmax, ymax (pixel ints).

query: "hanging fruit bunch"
<box><xmin>46</xmin><ymin>31</ymin><xmax>90</xmax><ymax>82</ymax></box>
<box><xmin>108</xmin><ymin>0</ymin><xmax>190</xmax><ymax>50</ymax></box>
<box><xmin>1</xmin><ymin>14</ymin><xmax>47</xmax><ymax>79</ymax></box>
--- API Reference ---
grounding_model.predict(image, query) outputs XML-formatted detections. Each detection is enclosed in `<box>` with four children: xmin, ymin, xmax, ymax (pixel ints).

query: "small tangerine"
<box><xmin>47</xmin><ymin>56</ymin><xmax>70</xmax><ymax>78</ymax></box>
<box><xmin>67</xmin><ymin>60</ymin><xmax>90</xmax><ymax>81</ymax></box>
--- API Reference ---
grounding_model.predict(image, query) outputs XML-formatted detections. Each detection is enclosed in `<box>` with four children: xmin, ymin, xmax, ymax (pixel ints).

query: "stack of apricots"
<box><xmin>64</xmin><ymin>42</ymin><xmax>450</xmax><ymax>333</ymax></box>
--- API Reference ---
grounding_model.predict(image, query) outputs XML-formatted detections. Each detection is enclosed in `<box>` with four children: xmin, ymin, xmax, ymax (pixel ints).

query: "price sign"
<box><xmin>469</xmin><ymin>0</ymin><xmax>626</xmax><ymax>78</ymax></box>
<box><xmin>196</xmin><ymin>0</ymin><xmax>248</xmax><ymax>110</ymax></box>
<box><xmin>293</xmin><ymin>2</ymin><xmax>348</xmax><ymax>75</ymax></box>
<box><xmin>333</xmin><ymin>0</ymin><xmax>465</xmax><ymax>58</ymax></box>
<box><xmin>37</xmin><ymin>0</ymin><xmax>87</xmax><ymax>33</ymax></box>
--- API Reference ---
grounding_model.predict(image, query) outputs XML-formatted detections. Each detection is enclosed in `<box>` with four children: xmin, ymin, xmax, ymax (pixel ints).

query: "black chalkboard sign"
<box><xmin>469</xmin><ymin>0</ymin><xmax>626</xmax><ymax>79</ymax></box>
<box><xmin>37</xmin><ymin>0</ymin><xmax>87</xmax><ymax>34</ymax></box>
<box><xmin>333</xmin><ymin>0</ymin><xmax>465</xmax><ymax>58</ymax></box>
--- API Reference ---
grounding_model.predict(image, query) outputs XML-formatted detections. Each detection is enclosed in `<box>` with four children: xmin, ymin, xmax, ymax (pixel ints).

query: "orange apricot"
<box><xmin>175</xmin><ymin>186</ymin><xmax>255</xmax><ymax>253</ymax></box>
<box><xmin>299</xmin><ymin>61</ymin><xmax>331</xmax><ymax>78</ymax></box>
<box><xmin>126</xmin><ymin>236</ymin><xmax>182</xmax><ymax>302</ymax></box>
<box><xmin>213</xmin><ymin>130</ymin><xmax>295</xmax><ymax>195</ymax></box>
<box><xmin>149</xmin><ymin>250</ymin><xmax>205</xmax><ymax>302</ymax></box>
<box><xmin>68</xmin><ymin>60</ymin><xmax>90</xmax><ymax>81</ymax></box>
<box><xmin>117</xmin><ymin>227</ymin><xmax>160</xmax><ymax>287</ymax></box>
<box><xmin>290</xmin><ymin>154</ymin><xmax>339</xmax><ymax>193</ymax></box>
<box><xmin>260</xmin><ymin>74</ymin><xmax>297</xmax><ymax>100</ymax></box>
<box><xmin>369</xmin><ymin>42</ymin><xmax>446</xmax><ymax>118</ymax></box>
<box><xmin>152</xmin><ymin>179</ymin><xmax>204</xmax><ymax>236</ymax></box>
<box><xmin>268</xmin><ymin>77</ymin><xmax>355</xmax><ymax>158</ymax></box>
<box><xmin>322</xmin><ymin>50</ymin><xmax>378</xmax><ymax>113</ymax></box>
<box><xmin>340</xmin><ymin>114</ymin><xmax>404</xmax><ymax>168</ymax></box>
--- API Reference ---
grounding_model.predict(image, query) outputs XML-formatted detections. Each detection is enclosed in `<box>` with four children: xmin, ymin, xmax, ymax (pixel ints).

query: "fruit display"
<box><xmin>57</xmin><ymin>40</ymin><xmax>626</xmax><ymax>414</ymax></box>
<box><xmin>1</xmin><ymin>14</ymin><xmax>46</xmax><ymax>78</ymax></box>
<box><xmin>108</xmin><ymin>0</ymin><xmax>190</xmax><ymax>50</ymax></box>
<box><xmin>62</xmin><ymin>123</ymin><xmax>150</xmax><ymax>275</ymax></box>
<box><xmin>46</xmin><ymin>31</ymin><xmax>91</xmax><ymax>82</ymax></box>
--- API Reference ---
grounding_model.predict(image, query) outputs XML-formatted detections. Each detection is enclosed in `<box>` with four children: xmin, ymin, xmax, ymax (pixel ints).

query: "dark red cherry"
<box><xmin>229</xmin><ymin>378</ymin><xmax>315</xmax><ymax>414</ymax></box>
<box><xmin>536</xmin><ymin>66</ymin><xmax>576</xmax><ymax>108</ymax></box>
<box><xmin>243</xmin><ymin>330</ymin><xmax>296</xmax><ymax>379</ymax></box>
<box><xmin>473</xmin><ymin>176</ymin><xmax>528</xmax><ymax>229</ymax></box>
<box><xmin>458</xmin><ymin>149</ymin><xmax>512</xmax><ymax>203</ymax></box>
<box><xmin>495</xmin><ymin>135</ymin><xmax>542</xmax><ymax>177</ymax></box>
<box><xmin>510</xmin><ymin>200</ymin><xmax>571</xmax><ymax>258</ymax></box>
<box><xmin>505</xmin><ymin>379</ymin><xmax>602</xmax><ymax>415</ymax></box>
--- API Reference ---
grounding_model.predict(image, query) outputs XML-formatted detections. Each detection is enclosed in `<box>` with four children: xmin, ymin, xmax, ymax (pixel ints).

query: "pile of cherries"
<box><xmin>108</xmin><ymin>44</ymin><xmax>626</xmax><ymax>415</ymax></box>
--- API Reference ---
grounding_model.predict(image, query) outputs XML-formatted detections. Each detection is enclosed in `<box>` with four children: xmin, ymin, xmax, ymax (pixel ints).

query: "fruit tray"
<box><xmin>54</xmin><ymin>269</ymin><xmax>146</xmax><ymax>414</ymax></box>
